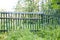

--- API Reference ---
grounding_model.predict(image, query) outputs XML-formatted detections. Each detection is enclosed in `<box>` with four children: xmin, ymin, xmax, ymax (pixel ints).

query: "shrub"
<box><xmin>36</xmin><ymin>25</ymin><xmax>60</xmax><ymax>40</ymax></box>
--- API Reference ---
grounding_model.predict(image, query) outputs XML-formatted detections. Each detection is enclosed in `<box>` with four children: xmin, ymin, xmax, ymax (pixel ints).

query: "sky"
<box><xmin>0</xmin><ymin>0</ymin><xmax>47</xmax><ymax>12</ymax></box>
<box><xmin>0</xmin><ymin>0</ymin><xmax>18</xmax><ymax>12</ymax></box>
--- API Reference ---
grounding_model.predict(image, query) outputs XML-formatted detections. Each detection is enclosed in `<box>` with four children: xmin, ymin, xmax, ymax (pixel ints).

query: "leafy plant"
<box><xmin>5</xmin><ymin>29</ymin><xmax>43</xmax><ymax>40</ymax></box>
<box><xmin>36</xmin><ymin>25</ymin><xmax>60</xmax><ymax>40</ymax></box>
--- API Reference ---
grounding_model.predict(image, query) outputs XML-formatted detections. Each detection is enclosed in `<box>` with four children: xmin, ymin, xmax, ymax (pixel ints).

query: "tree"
<box><xmin>14</xmin><ymin>0</ymin><xmax>41</xmax><ymax>24</ymax></box>
<box><xmin>15</xmin><ymin>0</ymin><xmax>39</xmax><ymax>12</ymax></box>
<box><xmin>51</xmin><ymin>0</ymin><xmax>60</xmax><ymax>9</ymax></box>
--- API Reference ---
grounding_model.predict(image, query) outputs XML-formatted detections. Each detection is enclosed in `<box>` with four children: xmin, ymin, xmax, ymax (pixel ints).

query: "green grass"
<box><xmin>0</xmin><ymin>32</ymin><xmax>7</xmax><ymax>40</ymax></box>
<box><xmin>5</xmin><ymin>29</ymin><xmax>43</xmax><ymax>40</ymax></box>
<box><xmin>0</xmin><ymin>25</ymin><xmax>60</xmax><ymax>40</ymax></box>
<box><xmin>36</xmin><ymin>25</ymin><xmax>60</xmax><ymax>40</ymax></box>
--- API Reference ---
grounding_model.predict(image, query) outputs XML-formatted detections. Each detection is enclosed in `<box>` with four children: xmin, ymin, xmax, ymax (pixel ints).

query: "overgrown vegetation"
<box><xmin>36</xmin><ymin>25</ymin><xmax>60</xmax><ymax>40</ymax></box>
<box><xmin>0</xmin><ymin>25</ymin><xmax>60</xmax><ymax>40</ymax></box>
<box><xmin>0</xmin><ymin>0</ymin><xmax>60</xmax><ymax>40</ymax></box>
<box><xmin>5</xmin><ymin>29</ymin><xmax>43</xmax><ymax>40</ymax></box>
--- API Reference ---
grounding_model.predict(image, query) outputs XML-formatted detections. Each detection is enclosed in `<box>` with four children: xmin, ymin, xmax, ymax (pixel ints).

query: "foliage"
<box><xmin>0</xmin><ymin>33</ymin><xmax>7</xmax><ymax>40</ymax></box>
<box><xmin>0</xmin><ymin>25</ymin><xmax>60</xmax><ymax>40</ymax></box>
<box><xmin>0</xmin><ymin>0</ymin><xmax>60</xmax><ymax>40</ymax></box>
<box><xmin>51</xmin><ymin>0</ymin><xmax>60</xmax><ymax>9</ymax></box>
<box><xmin>36</xmin><ymin>25</ymin><xmax>60</xmax><ymax>40</ymax></box>
<box><xmin>15</xmin><ymin>0</ymin><xmax>40</xmax><ymax>12</ymax></box>
<box><xmin>5</xmin><ymin>29</ymin><xmax>43</xmax><ymax>40</ymax></box>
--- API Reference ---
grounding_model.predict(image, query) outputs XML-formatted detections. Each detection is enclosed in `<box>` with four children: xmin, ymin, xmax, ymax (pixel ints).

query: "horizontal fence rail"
<box><xmin>0</xmin><ymin>12</ymin><xmax>59</xmax><ymax>32</ymax></box>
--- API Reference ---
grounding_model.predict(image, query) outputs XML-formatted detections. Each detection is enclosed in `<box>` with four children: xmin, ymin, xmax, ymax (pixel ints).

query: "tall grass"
<box><xmin>0</xmin><ymin>25</ymin><xmax>60</xmax><ymax>40</ymax></box>
<box><xmin>36</xmin><ymin>25</ymin><xmax>60</xmax><ymax>40</ymax></box>
<box><xmin>5</xmin><ymin>29</ymin><xmax>43</xmax><ymax>40</ymax></box>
